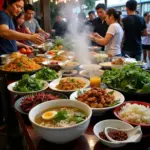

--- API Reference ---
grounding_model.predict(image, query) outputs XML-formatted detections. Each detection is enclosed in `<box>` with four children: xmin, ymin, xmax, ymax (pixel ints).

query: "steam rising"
<box><xmin>60</xmin><ymin>3</ymin><xmax>92</xmax><ymax>64</ymax></box>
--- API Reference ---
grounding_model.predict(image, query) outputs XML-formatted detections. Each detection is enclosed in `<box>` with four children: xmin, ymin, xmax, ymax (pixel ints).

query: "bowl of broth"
<box><xmin>29</xmin><ymin>99</ymin><xmax>92</xmax><ymax>144</ymax></box>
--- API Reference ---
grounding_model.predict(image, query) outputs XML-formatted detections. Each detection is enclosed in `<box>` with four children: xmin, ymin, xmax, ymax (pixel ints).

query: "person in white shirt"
<box><xmin>142</xmin><ymin>12</ymin><xmax>150</xmax><ymax>64</ymax></box>
<box><xmin>89</xmin><ymin>8</ymin><xmax>123</xmax><ymax>57</ymax></box>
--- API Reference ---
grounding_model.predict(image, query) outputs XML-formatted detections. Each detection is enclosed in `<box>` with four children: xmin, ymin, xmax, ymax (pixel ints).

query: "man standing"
<box><xmin>51</xmin><ymin>14</ymin><xmax>67</xmax><ymax>38</ymax></box>
<box><xmin>24</xmin><ymin>4</ymin><xmax>49</xmax><ymax>36</ymax></box>
<box><xmin>88</xmin><ymin>11</ymin><xmax>96</xmax><ymax>24</ymax></box>
<box><xmin>122</xmin><ymin>0</ymin><xmax>147</xmax><ymax>60</ymax></box>
<box><xmin>92</xmin><ymin>4</ymin><xmax>109</xmax><ymax>49</ymax></box>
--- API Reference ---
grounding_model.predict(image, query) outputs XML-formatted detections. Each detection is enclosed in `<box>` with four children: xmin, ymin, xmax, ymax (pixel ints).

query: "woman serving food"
<box><xmin>89</xmin><ymin>8</ymin><xmax>123</xmax><ymax>57</ymax></box>
<box><xmin>0</xmin><ymin>0</ymin><xmax>44</xmax><ymax>56</ymax></box>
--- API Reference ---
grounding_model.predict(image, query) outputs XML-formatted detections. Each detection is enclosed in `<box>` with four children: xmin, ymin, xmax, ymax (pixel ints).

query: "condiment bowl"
<box><xmin>93</xmin><ymin>119</ymin><xmax>134</xmax><ymax>148</ymax></box>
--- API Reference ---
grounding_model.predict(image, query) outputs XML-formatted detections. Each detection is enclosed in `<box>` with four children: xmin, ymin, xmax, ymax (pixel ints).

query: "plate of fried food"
<box><xmin>111</xmin><ymin>57</ymin><xmax>125</xmax><ymax>69</ymax></box>
<box><xmin>70</xmin><ymin>88</ymin><xmax>125</xmax><ymax>115</ymax></box>
<box><xmin>49</xmin><ymin>77</ymin><xmax>90</xmax><ymax>92</ymax></box>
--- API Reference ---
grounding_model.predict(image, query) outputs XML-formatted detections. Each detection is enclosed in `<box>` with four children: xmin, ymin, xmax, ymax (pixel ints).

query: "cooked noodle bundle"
<box><xmin>2</xmin><ymin>56</ymin><xmax>41</xmax><ymax>72</ymax></box>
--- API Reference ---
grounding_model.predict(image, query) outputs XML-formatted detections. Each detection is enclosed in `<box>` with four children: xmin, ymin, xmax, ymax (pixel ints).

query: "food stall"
<box><xmin>0</xmin><ymin>38</ymin><xmax>150</xmax><ymax>150</ymax></box>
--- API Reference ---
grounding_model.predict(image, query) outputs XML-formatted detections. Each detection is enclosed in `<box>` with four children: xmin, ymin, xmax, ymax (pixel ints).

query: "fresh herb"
<box><xmin>107</xmin><ymin>100</ymin><xmax>120</xmax><ymax>107</ymax></box>
<box><xmin>70</xmin><ymin>79</ymin><xmax>75</xmax><ymax>83</ymax></box>
<box><xmin>35</xmin><ymin>67</ymin><xmax>58</xmax><ymax>81</ymax></box>
<box><xmin>71</xmin><ymin>117</ymin><xmax>84</xmax><ymax>124</ymax></box>
<box><xmin>69</xmin><ymin>112</ymin><xmax>86</xmax><ymax>124</ymax></box>
<box><xmin>108</xmin><ymin>91</ymin><xmax>114</xmax><ymax>95</ymax></box>
<box><xmin>13</xmin><ymin>74</ymin><xmax>45</xmax><ymax>92</ymax></box>
<box><xmin>75</xmin><ymin>112</ymin><xmax>86</xmax><ymax>118</ymax></box>
<box><xmin>17</xmin><ymin>62</ymin><xmax>22</xmax><ymax>67</ymax></box>
<box><xmin>53</xmin><ymin>110</ymin><xmax>68</xmax><ymax>123</ymax></box>
<box><xmin>77</xmin><ymin>90</ymin><xmax>87</xmax><ymax>96</ymax></box>
<box><xmin>103</xmin><ymin>64</ymin><xmax>150</xmax><ymax>93</ymax></box>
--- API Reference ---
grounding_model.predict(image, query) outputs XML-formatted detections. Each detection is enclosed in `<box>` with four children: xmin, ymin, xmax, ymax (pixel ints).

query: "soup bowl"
<box><xmin>29</xmin><ymin>99</ymin><xmax>92</xmax><ymax>144</ymax></box>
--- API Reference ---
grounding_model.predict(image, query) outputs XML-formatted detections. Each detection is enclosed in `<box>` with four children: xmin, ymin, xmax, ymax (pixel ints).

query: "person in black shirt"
<box><xmin>122</xmin><ymin>0</ymin><xmax>147</xmax><ymax>60</ymax></box>
<box><xmin>87</xmin><ymin>11</ymin><xmax>96</xmax><ymax>24</ymax></box>
<box><xmin>52</xmin><ymin>14</ymin><xmax>67</xmax><ymax>38</ymax></box>
<box><xmin>92</xmin><ymin>4</ymin><xmax>109</xmax><ymax>49</ymax></box>
<box><xmin>77</xmin><ymin>12</ymin><xmax>89</xmax><ymax>33</ymax></box>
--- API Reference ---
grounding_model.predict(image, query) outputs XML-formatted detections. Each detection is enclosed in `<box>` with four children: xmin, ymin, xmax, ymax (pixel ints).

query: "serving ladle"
<box><xmin>104</xmin><ymin>126</ymin><xmax>142</xmax><ymax>144</ymax></box>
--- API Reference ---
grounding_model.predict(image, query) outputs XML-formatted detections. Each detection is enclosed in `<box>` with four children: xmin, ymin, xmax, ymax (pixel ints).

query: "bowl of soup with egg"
<box><xmin>29</xmin><ymin>99</ymin><xmax>92</xmax><ymax>144</ymax></box>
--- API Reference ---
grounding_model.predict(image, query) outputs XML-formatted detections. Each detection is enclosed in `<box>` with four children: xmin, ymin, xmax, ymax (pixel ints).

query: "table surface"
<box><xmin>15</xmin><ymin>102</ymin><xmax>150</xmax><ymax>150</ymax></box>
<box><xmin>4</xmin><ymin>59</ymin><xmax>150</xmax><ymax>150</ymax></box>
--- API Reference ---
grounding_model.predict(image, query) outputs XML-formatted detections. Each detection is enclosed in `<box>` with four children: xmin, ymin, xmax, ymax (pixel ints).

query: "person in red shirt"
<box><xmin>14</xmin><ymin>11</ymin><xmax>31</xmax><ymax>44</ymax></box>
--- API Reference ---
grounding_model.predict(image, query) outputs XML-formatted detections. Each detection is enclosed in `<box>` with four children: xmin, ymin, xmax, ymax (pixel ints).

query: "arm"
<box><xmin>25</xmin><ymin>27</ymin><xmax>31</xmax><ymax>34</ymax></box>
<box><xmin>16</xmin><ymin>41</ymin><xmax>32</xmax><ymax>49</ymax></box>
<box><xmin>37</xmin><ymin>28</ymin><xmax>45</xmax><ymax>33</ymax></box>
<box><xmin>141</xmin><ymin>19</ymin><xmax>148</xmax><ymax>36</ymax></box>
<box><xmin>92</xmin><ymin>32</ymin><xmax>103</xmax><ymax>38</ymax></box>
<box><xmin>34</xmin><ymin>19</ymin><xmax>44</xmax><ymax>33</ymax></box>
<box><xmin>0</xmin><ymin>24</ymin><xmax>31</xmax><ymax>40</ymax></box>
<box><xmin>0</xmin><ymin>24</ymin><xmax>44</xmax><ymax>44</ymax></box>
<box><xmin>121</xmin><ymin>32</ymin><xmax>125</xmax><ymax>49</ymax></box>
<box><xmin>35</xmin><ymin>20</ymin><xmax>50</xmax><ymax>38</ymax></box>
<box><xmin>91</xmin><ymin>33</ymin><xmax>113</xmax><ymax>46</ymax></box>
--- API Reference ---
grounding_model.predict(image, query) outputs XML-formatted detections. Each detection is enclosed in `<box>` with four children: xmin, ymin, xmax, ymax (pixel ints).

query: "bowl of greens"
<box><xmin>7</xmin><ymin>74</ymin><xmax>49</xmax><ymax>95</ymax></box>
<box><xmin>103</xmin><ymin>64</ymin><xmax>150</xmax><ymax>95</ymax></box>
<box><xmin>32</xmin><ymin>67</ymin><xmax>62</xmax><ymax>82</ymax></box>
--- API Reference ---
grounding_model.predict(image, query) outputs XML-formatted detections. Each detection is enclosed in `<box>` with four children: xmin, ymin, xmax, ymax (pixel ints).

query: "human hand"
<box><xmin>92</xmin><ymin>32</ymin><xmax>103</xmax><ymax>38</ymax></box>
<box><xmin>44</xmin><ymin>32</ymin><xmax>50</xmax><ymax>39</ymax></box>
<box><xmin>88</xmin><ymin>34</ymin><xmax>94</xmax><ymax>39</ymax></box>
<box><xmin>30</xmin><ymin>34</ymin><xmax>44</xmax><ymax>45</ymax></box>
<box><xmin>22</xmin><ymin>44</ymin><xmax>33</xmax><ymax>50</ymax></box>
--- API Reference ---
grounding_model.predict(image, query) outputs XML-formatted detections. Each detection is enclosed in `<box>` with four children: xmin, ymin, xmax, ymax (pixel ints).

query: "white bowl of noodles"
<box><xmin>29</xmin><ymin>99</ymin><xmax>92</xmax><ymax>144</ymax></box>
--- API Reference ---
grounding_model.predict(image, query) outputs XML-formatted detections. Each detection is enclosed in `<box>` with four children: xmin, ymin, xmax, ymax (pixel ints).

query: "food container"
<box><xmin>0</xmin><ymin>54</ymin><xmax>10</xmax><ymax>64</ymax></box>
<box><xmin>93</xmin><ymin>119</ymin><xmax>134</xmax><ymax>148</ymax></box>
<box><xmin>29</xmin><ymin>99</ymin><xmax>92</xmax><ymax>144</ymax></box>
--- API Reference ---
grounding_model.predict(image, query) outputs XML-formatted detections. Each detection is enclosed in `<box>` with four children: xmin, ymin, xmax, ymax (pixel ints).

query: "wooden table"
<box><xmin>15</xmin><ymin>102</ymin><xmax>150</xmax><ymax>150</ymax></box>
<box><xmin>3</xmin><ymin>66</ymin><xmax>150</xmax><ymax>150</ymax></box>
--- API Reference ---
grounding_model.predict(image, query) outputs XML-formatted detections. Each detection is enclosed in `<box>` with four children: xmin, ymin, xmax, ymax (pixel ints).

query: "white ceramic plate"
<box><xmin>80</xmin><ymin>64</ymin><xmax>101</xmax><ymax>71</ymax></box>
<box><xmin>99</xmin><ymin>62</ymin><xmax>112</xmax><ymax>68</ymax></box>
<box><xmin>79</xmin><ymin>70</ymin><xmax>104</xmax><ymax>78</ymax></box>
<box><xmin>42</xmin><ymin>60</ymin><xmax>61</xmax><ymax>65</ymax></box>
<box><xmin>36</xmin><ymin>54</ymin><xmax>47</xmax><ymax>58</ymax></box>
<box><xmin>45</xmin><ymin>50</ymin><xmax>65</xmax><ymax>56</ymax></box>
<box><xmin>7</xmin><ymin>81</ymin><xmax>49</xmax><ymax>95</ymax></box>
<box><xmin>49</xmin><ymin>77</ymin><xmax>90</xmax><ymax>93</ymax></box>
<box><xmin>31</xmin><ymin>71</ymin><xmax>62</xmax><ymax>82</ymax></box>
<box><xmin>59</xmin><ymin>61</ymin><xmax>79</xmax><ymax>70</ymax></box>
<box><xmin>60</xmin><ymin>70</ymin><xmax>78</xmax><ymax>77</ymax></box>
<box><xmin>70</xmin><ymin>88</ymin><xmax>125</xmax><ymax>115</ymax></box>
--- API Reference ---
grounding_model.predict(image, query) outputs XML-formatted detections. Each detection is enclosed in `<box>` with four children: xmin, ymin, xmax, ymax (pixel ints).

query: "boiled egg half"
<box><xmin>42</xmin><ymin>111</ymin><xmax>57</xmax><ymax>120</ymax></box>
